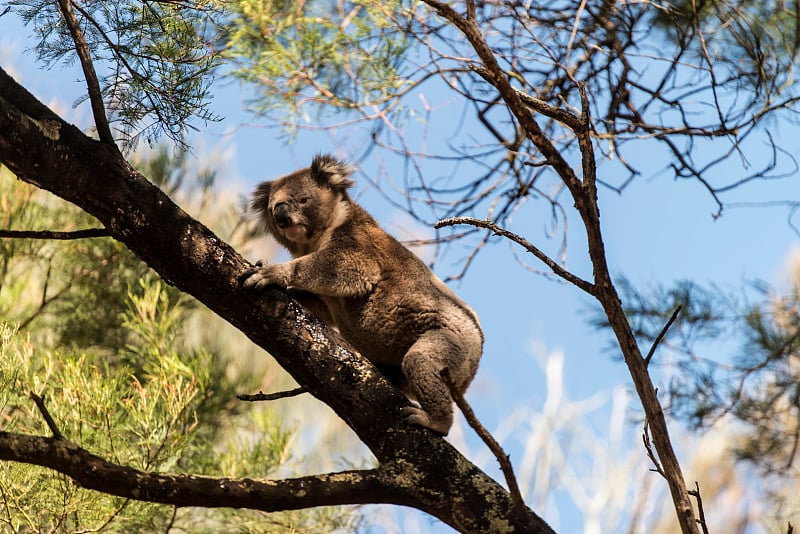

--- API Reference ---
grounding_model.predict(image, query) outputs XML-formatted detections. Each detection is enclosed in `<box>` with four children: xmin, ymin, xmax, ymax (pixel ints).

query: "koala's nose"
<box><xmin>273</xmin><ymin>202</ymin><xmax>293</xmax><ymax>228</ymax></box>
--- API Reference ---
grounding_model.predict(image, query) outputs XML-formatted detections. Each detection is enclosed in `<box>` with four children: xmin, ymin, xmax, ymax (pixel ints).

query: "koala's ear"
<box><xmin>251</xmin><ymin>180</ymin><xmax>272</xmax><ymax>217</ymax></box>
<box><xmin>310</xmin><ymin>154</ymin><xmax>355</xmax><ymax>191</ymax></box>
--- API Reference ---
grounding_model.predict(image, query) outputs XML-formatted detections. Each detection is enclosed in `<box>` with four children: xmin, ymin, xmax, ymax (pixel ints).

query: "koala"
<box><xmin>240</xmin><ymin>154</ymin><xmax>483</xmax><ymax>435</ymax></box>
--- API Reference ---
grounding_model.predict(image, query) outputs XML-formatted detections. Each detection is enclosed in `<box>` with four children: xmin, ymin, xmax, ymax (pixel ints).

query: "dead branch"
<box><xmin>442</xmin><ymin>369</ymin><xmax>527</xmax><ymax>520</ymax></box>
<box><xmin>0</xmin><ymin>228</ymin><xmax>110</xmax><ymax>240</ymax></box>
<box><xmin>436</xmin><ymin>216</ymin><xmax>595</xmax><ymax>295</ymax></box>
<box><xmin>644</xmin><ymin>305</ymin><xmax>683</xmax><ymax>367</ymax></box>
<box><xmin>29</xmin><ymin>393</ymin><xmax>63</xmax><ymax>440</ymax></box>
<box><xmin>237</xmin><ymin>387</ymin><xmax>308</xmax><ymax>402</ymax></box>
<box><xmin>642</xmin><ymin>419</ymin><xmax>665</xmax><ymax>478</ymax></box>
<box><xmin>687</xmin><ymin>481</ymin><xmax>709</xmax><ymax>534</ymax></box>
<box><xmin>469</xmin><ymin>64</ymin><xmax>583</xmax><ymax>132</ymax></box>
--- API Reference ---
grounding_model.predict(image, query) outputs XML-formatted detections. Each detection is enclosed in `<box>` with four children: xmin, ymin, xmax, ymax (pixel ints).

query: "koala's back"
<box><xmin>320</xmin><ymin>203</ymin><xmax>483</xmax><ymax>369</ymax></box>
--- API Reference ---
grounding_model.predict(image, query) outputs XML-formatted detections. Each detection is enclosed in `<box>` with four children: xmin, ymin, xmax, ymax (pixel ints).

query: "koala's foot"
<box><xmin>400</xmin><ymin>405</ymin><xmax>450</xmax><ymax>435</ymax></box>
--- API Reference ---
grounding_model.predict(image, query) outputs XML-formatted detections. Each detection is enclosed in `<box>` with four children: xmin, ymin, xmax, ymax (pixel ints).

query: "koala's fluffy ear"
<box><xmin>310</xmin><ymin>154</ymin><xmax>355</xmax><ymax>191</ymax></box>
<box><xmin>251</xmin><ymin>180</ymin><xmax>272</xmax><ymax>219</ymax></box>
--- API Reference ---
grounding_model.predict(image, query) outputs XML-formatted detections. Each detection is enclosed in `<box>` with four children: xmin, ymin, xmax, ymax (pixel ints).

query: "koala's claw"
<box><xmin>239</xmin><ymin>261</ymin><xmax>273</xmax><ymax>290</ymax></box>
<box><xmin>237</xmin><ymin>266</ymin><xmax>259</xmax><ymax>288</ymax></box>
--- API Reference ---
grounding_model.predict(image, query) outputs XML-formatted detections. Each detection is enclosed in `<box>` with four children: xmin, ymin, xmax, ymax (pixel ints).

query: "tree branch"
<box><xmin>644</xmin><ymin>305</ymin><xmax>682</xmax><ymax>367</ymax></box>
<box><xmin>237</xmin><ymin>387</ymin><xmax>307</xmax><ymax>402</ymax></box>
<box><xmin>688</xmin><ymin>481</ymin><xmax>709</xmax><ymax>534</ymax></box>
<box><xmin>442</xmin><ymin>370</ymin><xmax>527</xmax><ymax>521</ymax></box>
<box><xmin>0</xmin><ymin>228</ymin><xmax>110</xmax><ymax>240</ymax></box>
<box><xmin>469</xmin><ymin>64</ymin><xmax>584</xmax><ymax>132</ymax></box>
<box><xmin>642</xmin><ymin>419</ymin><xmax>665</xmax><ymax>477</ymax></box>
<box><xmin>0</xmin><ymin>430</ymin><xmax>404</xmax><ymax>511</ymax></box>
<box><xmin>55</xmin><ymin>0</ymin><xmax>115</xmax><ymax>146</ymax></box>
<box><xmin>435</xmin><ymin>216</ymin><xmax>596</xmax><ymax>295</ymax></box>
<box><xmin>29</xmin><ymin>393</ymin><xmax>63</xmax><ymax>440</ymax></box>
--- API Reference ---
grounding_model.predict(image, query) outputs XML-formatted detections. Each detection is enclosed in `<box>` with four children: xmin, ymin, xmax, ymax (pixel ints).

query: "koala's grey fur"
<box><xmin>241</xmin><ymin>154</ymin><xmax>483</xmax><ymax>434</ymax></box>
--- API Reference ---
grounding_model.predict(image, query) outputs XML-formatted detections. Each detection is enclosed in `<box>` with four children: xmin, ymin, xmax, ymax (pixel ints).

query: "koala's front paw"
<box><xmin>400</xmin><ymin>405</ymin><xmax>449</xmax><ymax>436</ymax></box>
<box><xmin>239</xmin><ymin>262</ymin><xmax>289</xmax><ymax>290</ymax></box>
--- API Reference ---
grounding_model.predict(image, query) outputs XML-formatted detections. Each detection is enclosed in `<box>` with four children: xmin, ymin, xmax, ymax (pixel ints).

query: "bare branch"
<box><xmin>0</xmin><ymin>228</ymin><xmax>110</xmax><ymax>240</ymax></box>
<box><xmin>29</xmin><ymin>393</ymin><xmax>63</xmax><ymax>440</ymax></box>
<box><xmin>642</xmin><ymin>420</ymin><xmax>665</xmax><ymax>478</ymax></box>
<box><xmin>442</xmin><ymin>369</ymin><xmax>528</xmax><ymax>521</ymax></box>
<box><xmin>645</xmin><ymin>305</ymin><xmax>683</xmax><ymax>368</ymax></box>
<box><xmin>687</xmin><ymin>481</ymin><xmax>709</xmax><ymax>534</ymax></box>
<box><xmin>237</xmin><ymin>387</ymin><xmax>308</xmax><ymax>402</ymax></box>
<box><xmin>469</xmin><ymin>64</ymin><xmax>583</xmax><ymax>131</ymax></box>
<box><xmin>435</xmin><ymin>216</ymin><xmax>595</xmax><ymax>295</ymax></box>
<box><xmin>0</xmin><ymin>430</ymin><xmax>401</xmax><ymax>511</ymax></box>
<box><xmin>55</xmin><ymin>0</ymin><xmax>115</xmax><ymax>146</ymax></box>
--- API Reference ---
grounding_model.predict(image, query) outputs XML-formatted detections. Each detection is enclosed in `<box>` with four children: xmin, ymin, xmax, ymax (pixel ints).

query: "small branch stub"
<box><xmin>644</xmin><ymin>305</ymin><xmax>682</xmax><ymax>367</ymax></box>
<box><xmin>237</xmin><ymin>387</ymin><xmax>308</xmax><ymax>402</ymax></box>
<box><xmin>29</xmin><ymin>392</ymin><xmax>63</xmax><ymax>440</ymax></box>
<box><xmin>688</xmin><ymin>481</ymin><xmax>709</xmax><ymax>534</ymax></box>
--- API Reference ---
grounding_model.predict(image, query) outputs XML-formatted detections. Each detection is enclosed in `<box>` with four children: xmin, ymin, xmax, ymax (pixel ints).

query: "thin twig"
<box><xmin>469</xmin><ymin>64</ymin><xmax>583</xmax><ymax>132</ymax></box>
<box><xmin>687</xmin><ymin>481</ymin><xmax>709</xmax><ymax>534</ymax></box>
<box><xmin>29</xmin><ymin>392</ymin><xmax>63</xmax><ymax>440</ymax></box>
<box><xmin>441</xmin><ymin>369</ymin><xmax>528</xmax><ymax>520</ymax></box>
<box><xmin>642</xmin><ymin>419</ymin><xmax>665</xmax><ymax>477</ymax></box>
<box><xmin>644</xmin><ymin>305</ymin><xmax>683</xmax><ymax>368</ymax></box>
<box><xmin>436</xmin><ymin>217</ymin><xmax>596</xmax><ymax>295</ymax></box>
<box><xmin>55</xmin><ymin>0</ymin><xmax>115</xmax><ymax>146</ymax></box>
<box><xmin>237</xmin><ymin>387</ymin><xmax>308</xmax><ymax>402</ymax></box>
<box><xmin>0</xmin><ymin>228</ymin><xmax>110</xmax><ymax>240</ymax></box>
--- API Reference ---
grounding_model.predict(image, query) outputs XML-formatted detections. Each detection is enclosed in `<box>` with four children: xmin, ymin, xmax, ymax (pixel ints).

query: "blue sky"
<box><xmin>3</xmin><ymin>10</ymin><xmax>800</xmax><ymax>532</ymax></box>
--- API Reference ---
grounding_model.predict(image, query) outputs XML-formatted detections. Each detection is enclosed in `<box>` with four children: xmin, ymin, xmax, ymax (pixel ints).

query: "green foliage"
<box><xmin>8</xmin><ymin>0</ymin><xmax>222</xmax><ymax>149</ymax></box>
<box><xmin>652</xmin><ymin>0</ymin><xmax>800</xmax><ymax>96</ymax></box>
<box><xmin>0</xmin><ymin>167</ymin><xmax>146</xmax><ymax>351</ymax></box>
<box><xmin>222</xmin><ymin>0</ymin><xmax>411</xmax><ymax>128</ymax></box>
<box><xmin>0</xmin><ymin>161</ymin><xmax>364</xmax><ymax>532</ymax></box>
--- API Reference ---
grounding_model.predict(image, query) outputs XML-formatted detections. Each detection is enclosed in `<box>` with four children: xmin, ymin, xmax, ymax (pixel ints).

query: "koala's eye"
<box><xmin>298</xmin><ymin>196</ymin><xmax>310</xmax><ymax>205</ymax></box>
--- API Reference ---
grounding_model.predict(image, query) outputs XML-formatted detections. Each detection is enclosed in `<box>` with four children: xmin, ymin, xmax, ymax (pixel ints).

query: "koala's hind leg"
<box><xmin>400</xmin><ymin>329</ymin><xmax>471</xmax><ymax>435</ymax></box>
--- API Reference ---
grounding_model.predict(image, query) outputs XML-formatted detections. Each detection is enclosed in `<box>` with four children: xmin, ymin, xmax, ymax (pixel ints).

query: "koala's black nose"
<box><xmin>273</xmin><ymin>202</ymin><xmax>293</xmax><ymax>228</ymax></box>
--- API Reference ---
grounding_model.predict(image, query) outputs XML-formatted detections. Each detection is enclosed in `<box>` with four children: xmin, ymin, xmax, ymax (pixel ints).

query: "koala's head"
<box><xmin>252</xmin><ymin>154</ymin><xmax>354</xmax><ymax>254</ymax></box>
